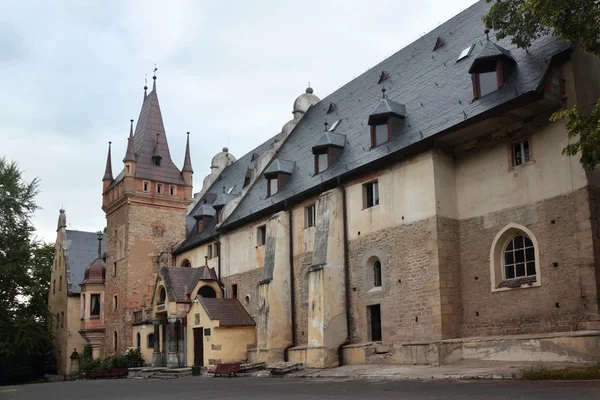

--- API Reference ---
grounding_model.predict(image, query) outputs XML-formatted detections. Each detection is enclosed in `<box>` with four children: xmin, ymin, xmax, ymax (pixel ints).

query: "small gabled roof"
<box><xmin>368</xmin><ymin>97</ymin><xmax>407</xmax><ymax>124</ymax></box>
<box><xmin>468</xmin><ymin>40</ymin><xmax>516</xmax><ymax>73</ymax></box>
<box><xmin>197</xmin><ymin>297</ymin><xmax>255</xmax><ymax>327</ymax></box>
<box><xmin>193</xmin><ymin>204</ymin><xmax>216</xmax><ymax>219</ymax></box>
<box><xmin>159</xmin><ymin>266</ymin><xmax>219</xmax><ymax>303</ymax></box>
<box><xmin>264</xmin><ymin>159</ymin><xmax>295</xmax><ymax>176</ymax></box>
<box><xmin>213</xmin><ymin>193</ymin><xmax>237</xmax><ymax>208</ymax></box>
<box><xmin>312</xmin><ymin>131</ymin><xmax>346</xmax><ymax>153</ymax></box>
<box><xmin>186</xmin><ymin>266</ymin><xmax>219</xmax><ymax>295</ymax></box>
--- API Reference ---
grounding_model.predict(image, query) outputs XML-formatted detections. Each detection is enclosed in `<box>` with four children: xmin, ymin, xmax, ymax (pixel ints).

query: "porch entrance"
<box><xmin>193</xmin><ymin>327</ymin><xmax>204</xmax><ymax>366</ymax></box>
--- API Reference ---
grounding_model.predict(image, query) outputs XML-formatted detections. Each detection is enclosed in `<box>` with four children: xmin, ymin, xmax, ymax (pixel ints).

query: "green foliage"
<box><xmin>521</xmin><ymin>363</ymin><xmax>600</xmax><ymax>380</ymax></box>
<box><xmin>78</xmin><ymin>347</ymin><xmax>145</xmax><ymax>375</ymax></box>
<box><xmin>0</xmin><ymin>157</ymin><xmax>55</xmax><ymax>385</ymax></box>
<box><xmin>484</xmin><ymin>1</ymin><xmax>600</xmax><ymax>170</ymax></box>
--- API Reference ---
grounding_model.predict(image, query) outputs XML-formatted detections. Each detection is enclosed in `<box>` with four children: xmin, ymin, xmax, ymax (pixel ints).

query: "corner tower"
<box><xmin>100</xmin><ymin>73</ymin><xmax>193</xmax><ymax>355</ymax></box>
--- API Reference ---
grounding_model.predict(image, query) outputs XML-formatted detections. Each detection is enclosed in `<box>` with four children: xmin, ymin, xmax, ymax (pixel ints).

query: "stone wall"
<box><xmin>459</xmin><ymin>188</ymin><xmax>593</xmax><ymax>336</ymax></box>
<box><xmin>222</xmin><ymin>268</ymin><xmax>263</xmax><ymax>323</ymax></box>
<box><xmin>293</xmin><ymin>252</ymin><xmax>312</xmax><ymax>345</ymax></box>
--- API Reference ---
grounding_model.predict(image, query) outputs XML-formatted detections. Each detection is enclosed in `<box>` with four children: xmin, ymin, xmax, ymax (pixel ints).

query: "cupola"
<box><xmin>293</xmin><ymin>86</ymin><xmax>320</xmax><ymax>121</ymax></box>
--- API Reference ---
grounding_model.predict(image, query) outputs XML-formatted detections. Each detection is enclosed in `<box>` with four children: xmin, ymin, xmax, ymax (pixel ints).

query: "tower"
<box><xmin>100</xmin><ymin>73</ymin><xmax>193</xmax><ymax>354</ymax></box>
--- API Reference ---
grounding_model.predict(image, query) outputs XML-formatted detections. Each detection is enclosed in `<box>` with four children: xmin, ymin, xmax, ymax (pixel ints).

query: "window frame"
<box><xmin>370</xmin><ymin>117</ymin><xmax>391</xmax><ymax>148</ymax></box>
<box><xmin>156</xmin><ymin>183</ymin><xmax>163</xmax><ymax>194</ymax></box>
<box><xmin>257</xmin><ymin>225</ymin><xmax>267</xmax><ymax>247</ymax></box>
<box><xmin>169</xmin><ymin>185</ymin><xmax>176</xmax><ymax>196</ymax></box>
<box><xmin>363</xmin><ymin>180</ymin><xmax>380</xmax><ymax>209</ymax></box>
<box><xmin>510</xmin><ymin>138</ymin><xmax>533</xmax><ymax>167</ymax></box>
<box><xmin>231</xmin><ymin>284</ymin><xmax>238</xmax><ymax>299</ymax></box>
<box><xmin>267</xmin><ymin>177</ymin><xmax>279</xmax><ymax>197</ymax></box>
<box><xmin>305</xmin><ymin>204</ymin><xmax>316</xmax><ymax>228</ymax></box>
<box><xmin>158</xmin><ymin>286</ymin><xmax>166</xmax><ymax>305</ymax></box>
<box><xmin>147</xmin><ymin>333</ymin><xmax>155</xmax><ymax>349</ymax></box>
<box><xmin>143</xmin><ymin>181</ymin><xmax>150</xmax><ymax>193</ymax></box>
<box><xmin>90</xmin><ymin>293</ymin><xmax>101</xmax><ymax>318</ymax></box>
<box><xmin>502</xmin><ymin>234</ymin><xmax>536</xmax><ymax>280</ymax></box>
<box><xmin>373</xmin><ymin>260</ymin><xmax>382</xmax><ymax>287</ymax></box>
<box><xmin>472</xmin><ymin>59</ymin><xmax>504</xmax><ymax>99</ymax></box>
<box><xmin>113</xmin><ymin>294</ymin><xmax>118</xmax><ymax>311</ymax></box>
<box><xmin>207</xmin><ymin>244</ymin><xmax>213</xmax><ymax>260</ymax></box>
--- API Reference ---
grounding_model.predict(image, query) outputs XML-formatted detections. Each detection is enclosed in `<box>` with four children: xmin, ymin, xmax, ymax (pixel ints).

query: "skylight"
<box><xmin>457</xmin><ymin>44</ymin><xmax>474</xmax><ymax>61</ymax></box>
<box><xmin>227</xmin><ymin>186</ymin><xmax>235</xmax><ymax>194</ymax></box>
<box><xmin>328</xmin><ymin>119</ymin><xmax>341</xmax><ymax>132</ymax></box>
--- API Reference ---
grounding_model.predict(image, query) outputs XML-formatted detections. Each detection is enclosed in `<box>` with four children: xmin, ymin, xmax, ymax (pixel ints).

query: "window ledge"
<box><xmin>492</xmin><ymin>276</ymin><xmax>540</xmax><ymax>292</ymax></box>
<box><xmin>510</xmin><ymin>159</ymin><xmax>536</xmax><ymax>170</ymax></box>
<box><xmin>362</xmin><ymin>204</ymin><xmax>380</xmax><ymax>211</ymax></box>
<box><xmin>367</xmin><ymin>286</ymin><xmax>383</xmax><ymax>294</ymax></box>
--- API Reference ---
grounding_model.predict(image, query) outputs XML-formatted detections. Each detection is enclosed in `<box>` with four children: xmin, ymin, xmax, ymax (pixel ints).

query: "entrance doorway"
<box><xmin>193</xmin><ymin>327</ymin><xmax>204</xmax><ymax>366</ymax></box>
<box><xmin>367</xmin><ymin>304</ymin><xmax>382</xmax><ymax>342</ymax></box>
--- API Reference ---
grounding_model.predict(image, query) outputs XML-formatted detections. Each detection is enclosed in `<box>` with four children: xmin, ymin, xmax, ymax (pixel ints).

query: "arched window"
<box><xmin>113</xmin><ymin>331</ymin><xmax>118</xmax><ymax>353</ymax></box>
<box><xmin>158</xmin><ymin>287</ymin><xmax>166</xmax><ymax>305</ymax></box>
<box><xmin>503</xmin><ymin>235</ymin><xmax>536</xmax><ymax>279</ymax></box>
<box><xmin>373</xmin><ymin>260</ymin><xmax>382</xmax><ymax>287</ymax></box>
<box><xmin>198</xmin><ymin>286</ymin><xmax>217</xmax><ymax>298</ymax></box>
<box><xmin>490</xmin><ymin>223</ymin><xmax>540</xmax><ymax>291</ymax></box>
<box><xmin>181</xmin><ymin>259</ymin><xmax>191</xmax><ymax>268</ymax></box>
<box><xmin>136</xmin><ymin>332</ymin><xmax>141</xmax><ymax>350</ymax></box>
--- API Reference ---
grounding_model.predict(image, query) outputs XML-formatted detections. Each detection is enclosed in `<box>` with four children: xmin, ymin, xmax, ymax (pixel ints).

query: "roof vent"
<box><xmin>457</xmin><ymin>44</ymin><xmax>475</xmax><ymax>62</ymax></box>
<box><xmin>377</xmin><ymin>71</ymin><xmax>390</xmax><ymax>84</ymax></box>
<box><xmin>433</xmin><ymin>37</ymin><xmax>445</xmax><ymax>51</ymax></box>
<box><xmin>327</xmin><ymin>102</ymin><xmax>337</xmax><ymax>114</ymax></box>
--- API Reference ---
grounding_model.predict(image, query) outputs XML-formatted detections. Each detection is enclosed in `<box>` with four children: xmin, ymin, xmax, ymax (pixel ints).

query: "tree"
<box><xmin>483</xmin><ymin>0</ymin><xmax>600</xmax><ymax>169</ymax></box>
<box><xmin>0</xmin><ymin>157</ymin><xmax>55</xmax><ymax>384</ymax></box>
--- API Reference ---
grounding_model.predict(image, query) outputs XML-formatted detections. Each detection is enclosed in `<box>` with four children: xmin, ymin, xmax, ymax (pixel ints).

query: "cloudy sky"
<box><xmin>1</xmin><ymin>0</ymin><xmax>479</xmax><ymax>242</ymax></box>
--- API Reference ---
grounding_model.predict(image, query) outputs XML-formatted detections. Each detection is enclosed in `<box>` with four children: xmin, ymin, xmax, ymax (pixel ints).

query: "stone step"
<box><xmin>266</xmin><ymin>362</ymin><xmax>304</xmax><ymax>375</ymax></box>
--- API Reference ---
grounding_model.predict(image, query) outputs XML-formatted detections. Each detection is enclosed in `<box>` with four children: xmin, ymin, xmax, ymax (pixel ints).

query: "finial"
<box><xmin>204</xmin><ymin>255</ymin><xmax>208</xmax><ymax>266</ymax></box>
<box><xmin>382</xmin><ymin>87</ymin><xmax>387</xmax><ymax>98</ymax></box>
<box><xmin>324</xmin><ymin>122</ymin><xmax>328</xmax><ymax>131</ymax></box>
<box><xmin>306</xmin><ymin>84</ymin><xmax>314</xmax><ymax>94</ymax></box>
<box><xmin>223</xmin><ymin>186</ymin><xmax>226</xmax><ymax>193</ymax></box>
<box><xmin>153</xmin><ymin>64</ymin><xmax>157</xmax><ymax>80</ymax></box>
<box><xmin>152</xmin><ymin>64</ymin><xmax>157</xmax><ymax>91</ymax></box>
<box><xmin>485</xmin><ymin>29</ymin><xmax>490</xmax><ymax>41</ymax></box>
<box><xmin>144</xmin><ymin>74</ymin><xmax>148</xmax><ymax>91</ymax></box>
<box><xmin>222</xmin><ymin>147</ymin><xmax>229</xmax><ymax>153</ymax></box>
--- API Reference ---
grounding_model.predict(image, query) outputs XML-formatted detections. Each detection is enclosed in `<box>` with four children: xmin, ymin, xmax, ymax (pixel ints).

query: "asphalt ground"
<box><xmin>2</xmin><ymin>376</ymin><xmax>600</xmax><ymax>400</ymax></box>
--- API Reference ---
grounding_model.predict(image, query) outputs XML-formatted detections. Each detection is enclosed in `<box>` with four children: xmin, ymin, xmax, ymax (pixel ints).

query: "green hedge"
<box><xmin>79</xmin><ymin>345</ymin><xmax>144</xmax><ymax>374</ymax></box>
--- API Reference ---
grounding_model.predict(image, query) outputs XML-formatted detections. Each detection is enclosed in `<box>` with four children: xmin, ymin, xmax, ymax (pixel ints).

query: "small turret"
<box><xmin>123</xmin><ymin>119</ymin><xmax>136</xmax><ymax>176</ymax></box>
<box><xmin>103</xmin><ymin>142</ymin><xmax>113</xmax><ymax>191</ymax></box>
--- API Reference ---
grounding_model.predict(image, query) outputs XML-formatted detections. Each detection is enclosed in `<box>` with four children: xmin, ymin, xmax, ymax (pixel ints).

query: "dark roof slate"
<box><xmin>65</xmin><ymin>230</ymin><xmax>106</xmax><ymax>295</ymax></box>
<box><xmin>221</xmin><ymin>0</ymin><xmax>569</xmax><ymax>230</ymax></box>
<box><xmin>198</xmin><ymin>297</ymin><xmax>256</xmax><ymax>327</ymax></box>
<box><xmin>313</xmin><ymin>131</ymin><xmax>346</xmax><ymax>152</ymax></box>
<box><xmin>368</xmin><ymin>97</ymin><xmax>407</xmax><ymax>123</ymax></box>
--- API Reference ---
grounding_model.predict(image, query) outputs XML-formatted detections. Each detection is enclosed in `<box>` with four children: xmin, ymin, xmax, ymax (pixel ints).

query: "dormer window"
<box><xmin>368</xmin><ymin>89</ymin><xmax>406</xmax><ymax>148</ymax></box>
<box><xmin>312</xmin><ymin>131</ymin><xmax>346</xmax><ymax>174</ymax></box>
<box><xmin>192</xmin><ymin>204</ymin><xmax>216</xmax><ymax>233</ymax></box>
<box><xmin>264</xmin><ymin>159</ymin><xmax>294</xmax><ymax>197</ymax></box>
<box><xmin>316</xmin><ymin>153</ymin><xmax>328</xmax><ymax>173</ymax></box>
<box><xmin>469</xmin><ymin>41</ymin><xmax>516</xmax><ymax>100</ymax></box>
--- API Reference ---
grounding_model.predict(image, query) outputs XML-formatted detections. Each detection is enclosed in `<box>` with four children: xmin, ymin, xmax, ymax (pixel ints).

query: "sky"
<box><xmin>0</xmin><ymin>0</ymin><xmax>479</xmax><ymax>243</ymax></box>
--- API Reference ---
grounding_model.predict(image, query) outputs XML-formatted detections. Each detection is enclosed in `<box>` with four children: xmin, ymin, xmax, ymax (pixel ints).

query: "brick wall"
<box><xmin>222</xmin><ymin>268</ymin><xmax>263</xmax><ymax>324</ymax></box>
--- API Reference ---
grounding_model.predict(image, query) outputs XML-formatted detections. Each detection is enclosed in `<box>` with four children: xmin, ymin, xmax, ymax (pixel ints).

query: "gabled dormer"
<box><xmin>212</xmin><ymin>193</ymin><xmax>237</xmax><ymax>223</ymax></box>
<box><xmin>264</xmin><ymin>159</ymin><xmax>294</xmax><ymax>197</ymax></box>
<box><xmin>368</xmin><ymin>88</ymin><xmax>406</xmax><ymax>147</ymax></box>
<box><xmin>312</xmin><ymin>129</ymin><xmax>346</xmax><ymax>174</ymax></box>
<box><xmin>469</xmin><ymin>37</ymin><xmax>516</xmax><ymax>99</ymax></box>
<box><xmin>192</xmin><ymin>204</ymin><xmax>216</xmax><ymax>233</ymax></box>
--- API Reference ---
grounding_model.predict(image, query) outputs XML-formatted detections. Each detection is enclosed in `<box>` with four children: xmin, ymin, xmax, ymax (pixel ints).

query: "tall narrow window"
<box><xmin>363</xmin><ymin>181</ymin><xmax>380</xmax><ymax>208</ymax></box>
<box><xmin>113</xmin><ymin>331</ymin><xmax>118</xmax><ymax>352</ymax></box>
<box><xmin>59</xmin><ymin>276</ymin><xmax>62</xmax><ymax>291</ymax></box>
<box><xmin>315</xmin><ymin>152</ymin><xmax>328</xmax><ymax>174</ymax></box>
<box><xmin>90</xmin><ymin>294</ymin><xmax>101</xmax><ymax>317</ymax></box>
<box><xmin>305</xmin><ymin>204</ymin><xmax>316</xmax><ymax>228</ymax></box>
<box><xmin>512</xmin><ymin>140</ymin><xmax>530</xmax><ymax>166</ymax></box>
<box><xmin>373</xmin><ymin>260</ymin><xmax>382</xmax><ymax>287</ymax></box>
<box><xmin>232</xmin><ymin>284</ymin><xmax>238</xmax><ymax>299</ymax></box>
<box><xmin>257</xmin><ymin>225</ymin><xmax>266</xmax><ymax>246</ymax></box>
<box><xmin>268</xmin><ymin>178</ymin><xmax>278</xmax><ymax>197</ymax></box>
<box><xmin>372</xmin><ymin>122</ymin><xmax>389</xmax><ymax>147</ymax></box>
<box><xmin>207</xmin><ymin>245</ymin><xmax>213</xmax><ymax>259</ymax></box>
<box><xmin>143</xmin><ymin>181</ymin><xmax>150</xmax><ymax>192</ymax></box>
<box><xmin>61</xmin><ymin>311</ymin><xmax>64</xmax><ymax>328</ymax></box>
<box><xmin>157</xmin><ymin>183</ymin><xmax>163</xmax><ymax>194</ymax></box>
<box><xmin>169</xmin><ymin>185</ymin><xmax>176</xmax><ymax>196</ymax></box>
<box><xmin>56</xmin><ymin>313</ymin><xmax>60</xmax><ymax>329</ymax></box>
<box><xmin>81</xmin><ymin>295</ymin><xmax>86</xmax><ymax>319</ymax></box>
<box><xmin>147</xmin><ymin>333</ymin><xmax>155</xmax><ymax>349</ymax></box>
<box><xmin>113</xmin><ymin>295</ymin><xmax>118</xmax><ymax>311</ymax></box>
<box><xmin>158</xmin><ymin>287</ymin><xmax>166</xmax><ymax>305</ymax></box>
<box><xmin>136</xmin><ymin>333</ymin><xmax>141</xmax><ymax>350</ymax></box>
<box><xmin>113</xmin><ymin>262</ymin><xmax>117</xmax><ymax>276</ymax></box>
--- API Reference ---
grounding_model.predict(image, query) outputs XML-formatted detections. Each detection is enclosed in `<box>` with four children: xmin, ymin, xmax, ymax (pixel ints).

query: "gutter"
<box><xmin>283</xmin><ymin>200</ymin><xmax>296</xmax><ymax>361</ymax></box>
<box><xmin>336</xmin><ymin>178</ymin><xmax>352</xmax><ymax>366</ymax></box>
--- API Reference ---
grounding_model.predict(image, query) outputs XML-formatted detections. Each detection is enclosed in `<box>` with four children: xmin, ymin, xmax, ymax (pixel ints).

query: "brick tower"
<box><xmin>101</xmin><ymin>73</ymin><xmax>193</xmax><ymax>355</ymax></box>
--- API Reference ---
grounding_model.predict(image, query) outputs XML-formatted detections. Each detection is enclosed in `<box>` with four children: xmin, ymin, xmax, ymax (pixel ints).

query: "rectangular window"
<box><xmin>90</xmin><ymin>294</ymin><xmax>101</xmax><ymax>317</ymax></box>
<box><xmin>316</xmin><ymin>153</ymin><xmax>328</xmax><ymax>173</ymax></box>
<box><xmin>157</xmin><ymin>183</ymin><xmax>163</xmax><ymax>194</ymax></box>
<box><xmin>143</xmin><ymin>181</ymin><xmax>150</xmax><ymax>192</ymax></box>
<box><xmin>257</xmin><ymin>225</ymin><xmax>266</xmax><ymax>246</ymax></box>
<box><xmin>305</xmin><ymin>204</ymin><xmax>316</xmax><ymax>228</ymax></box>
<box><xmin>147</xmin><ymin>333</ymin><xmax>155</xmax><ymax>349</ymax></box>
<box><xmin>81</xmin><ymin>294</ymin><xmax>86</xmax><ymax>319</ymax></box>
<box><xmin>363</xmin><ymin>181</ymin><xmax>380</xmax><ymax>208</ymax></box>
<box><xmin>214</xmin><ymin>243</ymin><xmax>219</xmax><ymax>258</ymax></box>
<box><xmin>268</xmin><ymin>178</ymin><xmax>278</xmax><ymax>196</ymax></box>
<box><xmin>512</xmin><ymin>140</ymin><xmax>530</xmax><ymax>166</ymax></box>
<box><xmin>169</xmin><ymin>185</ymin><xmax>176</xmax><ymax>196</ymax></box>
<box><xmin>478</xmin><ymin>71</ymin><xmax>498</xmax><ymax>97</ymax></box>
<box><xmin>374</xmin><ymin>124</ymin><xmax>388</xmax><ymax>146</ymax></box>
<box><xmin>367</xmin><ymin>304</ymin><xmax>382</xmax><ymax>342</ymax></box>
<box><xmin>113</xmin><ymin>295</ymin><xmax>118</xmax><ymax>311</ymax></box>
<box><xmin>207</xmin><ymin>244</ymin><xmax>213</xmax><ymax>259</ymax></box>
<box><xmin>232</xmin><ymin>284</ymin><xmax>238</xmax><ymax>299</ymax></box>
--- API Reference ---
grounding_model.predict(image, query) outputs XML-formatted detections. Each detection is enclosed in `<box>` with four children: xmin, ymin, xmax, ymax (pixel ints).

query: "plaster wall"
<box><xmin>132</xmin><ymin>324</ymin><xmax>156</xmax><ymax>364</ymax></box>
<box><xmin>220</xmin><ymin>215</ymin><xmax>270</xmax><ymax>277</ymax></box>
<box><xmin>174</xmin><ymin>242</ymin><xmax>218</xmax><ymax>270</ymax></box>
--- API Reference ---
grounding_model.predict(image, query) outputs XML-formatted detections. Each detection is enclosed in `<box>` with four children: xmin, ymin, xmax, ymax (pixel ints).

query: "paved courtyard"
<box><xmin>2</xmin><ymin>377</ymin><xmax>600</xmax><ymax>400</ymax></box>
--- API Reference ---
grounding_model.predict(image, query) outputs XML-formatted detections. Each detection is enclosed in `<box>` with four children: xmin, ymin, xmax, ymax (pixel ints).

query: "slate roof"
<box><xmin>65</xmin><ymin>230</ymin><xmax>106</xmax><ymax>295</ymax></box>
<box><xmin>220</xmin><ymin>0</ymin><xmax>570</xmax><ymax>230</ymax></box>
<box><xmin>109</xmin><ymin>81</ymin><xmax>185</xmax><ymax>189</ymax></box>
<box><xmin>160</xmin><ymin>266</ymin><xmax>218</xmax><ymax>303</ymax></box>
<box><xmin>368</xmin><ymin>96</ymin><xmax>407</xmax><ymax>123</ymax></box>
<box><xmin>174</xmin><ymin>132</ymin><xmax>282</xmax><ymax>254</ymax></box>
<box><xmin>313</xmin><ymin>131</ymin><xmax>346</xmax><ymax>151</ymax></box>
<box><xmin>264</xmin><ymin>159</ymin><xmax>295</xmax><ymax>176</ymax></box>
<box><xmin>193</xmin><ymin>204</ymin><xmax>216</xmax><ymax>219</ymax></box>
<box><xmin>198</xmin><ymin>297</ymin><xmax>256</xmax><ymax>327</ymax></box>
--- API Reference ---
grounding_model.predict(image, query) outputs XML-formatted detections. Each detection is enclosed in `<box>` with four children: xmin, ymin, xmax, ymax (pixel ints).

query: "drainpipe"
<box><xmin>211</xmin><ymin>228</ymin><xmax>225</xmax><ymax>296</ymax></box>
<box><xmin>336</xmin><ymin>177</ymin><xmax>351</xmax><ymax>366</ymax></box>
<box><xmin>284</xmin><ymin>200</ymin><xmax>296</xmax><ymax>361</ymax></box>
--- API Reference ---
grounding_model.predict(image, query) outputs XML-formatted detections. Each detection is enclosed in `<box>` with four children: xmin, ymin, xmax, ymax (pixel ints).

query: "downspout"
<box><xmin>284</xmin><ymin>201</ymin><xmax>296</xmax><ymax>361</ymax></box>
<box><xmin>211</xmin><ymin>227</ymin><xmax>225</xmax><ymax>296</ymax></box>
<box><xmin>336</xmin><ymin>177</ymin><xmax>351</xmax><ymax>366</ymax></box>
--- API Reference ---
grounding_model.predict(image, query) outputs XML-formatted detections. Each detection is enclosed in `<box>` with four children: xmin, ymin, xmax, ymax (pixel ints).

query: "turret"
<box><xmin>123</xmin><ymin>119</ymin><xmax>136</xmax><ymax>177</ymax></box>
<box><xmin>102</xmin><ymin>142</ymin><xmax>113</xmax><ymax>192</ymax></box>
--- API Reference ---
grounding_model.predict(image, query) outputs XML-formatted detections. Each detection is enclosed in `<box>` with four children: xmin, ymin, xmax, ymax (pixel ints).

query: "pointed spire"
<box><xmin>123</xmin><ymin>119</ymin><xmax>136</xmax><ymax>163</ymax></box>
<box><xmin>182</xmin><ymin>132</ymin><xmax>193</xmax><ymax>173</ymax></box>
<box><xmin>103</xmin><ymin>141</ymin><xmax>113</xmax><ymax>181</ymax></box>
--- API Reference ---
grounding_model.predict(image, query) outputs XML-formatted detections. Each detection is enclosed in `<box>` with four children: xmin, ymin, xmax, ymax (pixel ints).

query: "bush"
<box><xmin>79</xmin><ymin>347</ymin><xmax>144</xmax><ymax>374</ymax></box>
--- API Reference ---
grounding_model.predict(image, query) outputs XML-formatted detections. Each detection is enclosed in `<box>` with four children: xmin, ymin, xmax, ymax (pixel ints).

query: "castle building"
<box><xmin>51</xmin><ymin>0</ymin><xmax>600</xmax><ymax>371</ymax></box>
